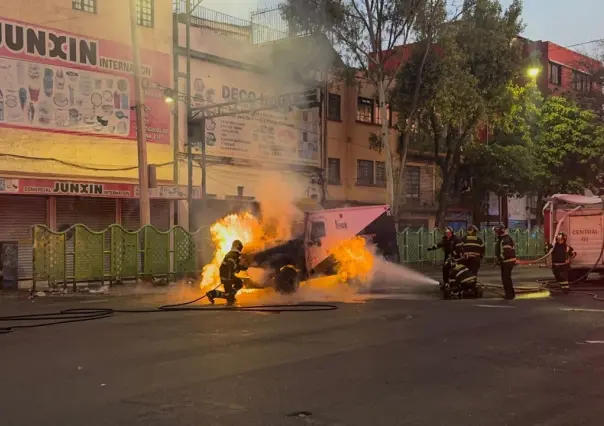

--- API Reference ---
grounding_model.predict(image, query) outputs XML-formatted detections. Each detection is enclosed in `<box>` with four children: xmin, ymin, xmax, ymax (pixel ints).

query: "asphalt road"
<box><xmin>3</xmin><ymin>267</ymin><xmax>604</xmax><ymax>426</ymax></box>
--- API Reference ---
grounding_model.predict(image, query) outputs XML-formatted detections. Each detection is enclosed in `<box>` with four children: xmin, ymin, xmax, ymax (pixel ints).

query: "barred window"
<box><xmin>375</xmin><ymin>161</ymin><xmax>386</xmax><ymax>187</ymax></box>
<box><xmin>328</xmin><ymin>93</ymin><xmax>341</xmax><ymax>121</ymax></box>
<box><xmin>137</xmin><ymin>0</ymin><xmax>154</xmax><ymax>28</ymax></box>
<box><xmin>404</xmin><ymin>166</ymin><xmax>420</xmax><ymax>198</ymax></box>
<box><xmin>72</xmin><ymin>0</ymin><xmax>96</xmax><ymax>13</ymax></box>
<box><xmin>356</xmin><ymin>97</ymin><xmax>373</xmax><ymax>123</ymax></box>
<box><xmin>328</xmin><ymin>158</ymin><xmax>341</xmax><ymax>185</ymax></box>
<box><xmin>357</xmin><ymin>159</ymin><xmax>374</xmax><ymax>185</ymax></box>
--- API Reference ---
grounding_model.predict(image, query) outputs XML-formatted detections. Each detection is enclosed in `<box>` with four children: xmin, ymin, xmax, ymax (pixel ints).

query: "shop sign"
<box><xmin>0</xmin><ymin>177</ymin><xmax>201</xmax><ymax>199</ymax></box>
<box><xmin>0</xmin><ymin>17</ymin><xmax>171</xmax><ymax>144</ymax></box>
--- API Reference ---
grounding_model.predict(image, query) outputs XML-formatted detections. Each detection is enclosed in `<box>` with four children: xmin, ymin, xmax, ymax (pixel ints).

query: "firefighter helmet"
<box><xmin>467</xmin><ymin>224</ymin><xmax>479</xmax><ymax>235</ymax></box>
<box><xmin>493</xmin><ymin>223</ymin><xmax>506</xmax><ymax>236</ymax></box>
<box><xmin>231</xmin><ymin>240</ymin><xmax>244</xmax><ymax>252</ymax></box>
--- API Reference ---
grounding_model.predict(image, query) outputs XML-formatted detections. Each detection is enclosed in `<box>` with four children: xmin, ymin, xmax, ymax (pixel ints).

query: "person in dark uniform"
<box><xmin>462</xmin><ymin>224</ymin><xmax>485</xmax><ymax>276</ymax></box>
<box><xmin>427</xmin><ymin>226</ymin><xmax>464</xmax><ymax>286</ymax></box>
<box><xmin>444</xmin><ymin>259</ymin><xmax>481</xmax><ymax>298</ymax></box>
<box><xmin>493</xmin><ymin>224</ymin><xmax>516</xmax><ymax>299</ymax></box>
<box><xmin>206</xmin><ymin>240</ymin><xmax>248</xmax><ymax>305</ymax></box>
<box><xmin>549</xmin><ymin>232</ymin><xmax>576</xmax><ymax>294</ymax></box>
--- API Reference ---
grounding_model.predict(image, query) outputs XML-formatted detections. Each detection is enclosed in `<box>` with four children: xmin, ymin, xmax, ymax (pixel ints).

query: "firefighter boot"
<box><xmin>206</xmin><ymin>291</ymin><xmax>215</xmax><ymax>304</ymax></box>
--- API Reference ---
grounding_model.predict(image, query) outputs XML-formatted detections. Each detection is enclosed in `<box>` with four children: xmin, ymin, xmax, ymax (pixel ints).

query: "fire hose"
<box><xmin>0</xmin><ymin>283</ymin><xmax>339</xmax><ymax>335</ymax></box>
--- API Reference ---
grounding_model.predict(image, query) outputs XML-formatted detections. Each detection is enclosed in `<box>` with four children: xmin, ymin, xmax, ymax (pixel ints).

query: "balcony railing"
<box><xmin>402</xmin><ymin>190</ymin><xmax>437</xmax><ymax>209</ymax></box>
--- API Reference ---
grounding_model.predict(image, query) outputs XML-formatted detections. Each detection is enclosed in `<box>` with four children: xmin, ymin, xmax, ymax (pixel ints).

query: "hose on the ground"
<box><xmin>0</xmin><ymin>283</ymin><xmax>339</xmax><ymax>335</ymax></box>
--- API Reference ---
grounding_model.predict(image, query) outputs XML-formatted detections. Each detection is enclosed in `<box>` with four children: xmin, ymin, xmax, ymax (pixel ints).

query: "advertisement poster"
<box><xmin>0</xmin><ymin>18</ymin><xmax>171</xmax><ymax>144</ymax></box>
<box><xmin>189</xmin><ymin>61</ymin><xmax>321</xmax><ymax>167</ymax></box>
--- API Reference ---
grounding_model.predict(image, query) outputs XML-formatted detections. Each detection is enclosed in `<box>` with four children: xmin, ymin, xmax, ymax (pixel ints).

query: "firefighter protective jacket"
<box><xmin>551</xmin><ymin>243</ymin><xmax>575</xmax><ymax>266</ymax></box>
<box><xmin>430</xmin><ymin>235</ymin><xmax>464</xmax><ymax>261</ymax></box>
<box><xmin>462</xmin><ymin>234</ymin><xmax>485</xmax><ymax>259</ymax></box>
<box><xmin>219</xmin><ymin>250</ymin><xmax>247</xmax><ymax>281</ymax></box>
<box><xmin>495</xmin><ymin>233</ymin><xmax>516</xmax><ymax>264</ymax></box>
<box><xmin>449</xmin><ymin>262</ymin><xmax>477</xmax><ymax>286</ymax></box>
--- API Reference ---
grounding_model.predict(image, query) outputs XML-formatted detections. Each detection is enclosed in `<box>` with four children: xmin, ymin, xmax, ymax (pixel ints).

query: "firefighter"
<box><xmin>549</xmin><ymin>232</ymin><xmax>576</xmax><ymax>294</ymax></box>
<box><xmin>206</xmin><ymin>240</ymin><xmax>248</xmax><ymax>305</ymax></box>
<box><xmin>493</xmin><ymin>224</ymin><xmax>516</xmax><ymax>299</ymax></box>
<box><xmin>462</xmin><ymin>224</ymin><xmax>485</xmax><ymax>276</ymax></box>
<box><xmin>427</xmin><ymin>227</ymin><xmax>464</xmax><ymax>287</ymax></box>
<box><xmin>444</xmin><ymin>258</ymin><xmax>481</xmax><ymax>299</ymax></box>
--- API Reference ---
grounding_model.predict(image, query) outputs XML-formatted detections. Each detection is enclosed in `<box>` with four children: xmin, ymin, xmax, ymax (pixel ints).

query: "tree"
<box><xmin>457</xmin><ymin>83</ymin><xmax>541</xmax><ymax>222</ymax></box>
<box><xmin>533</xmin><ymin>96</ymin><xmax>604</xmax><ymax>195</ymax></box>
<box><xmin>280</xmin><ymin>0</ymin><xmax>461</xmax><ymax>224</ymax></box>
<box><xmin>393</xmin><ymin>0</ymin><xmax>524</xmax><ymax>227</ymax></box>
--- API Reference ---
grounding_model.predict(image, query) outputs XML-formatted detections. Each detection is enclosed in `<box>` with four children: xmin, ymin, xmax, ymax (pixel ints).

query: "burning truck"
<box><xmin>543</xmin><ymin>194</ymin><xmax>604</xmax><ymax>280</ymax></box>
<box><xmin>200</xmin><ymin>205</ymin><xmax>399</xmax><ymax>295</ymax></box>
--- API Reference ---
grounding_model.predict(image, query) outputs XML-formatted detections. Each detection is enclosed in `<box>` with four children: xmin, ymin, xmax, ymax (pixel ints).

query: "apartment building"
<box><xmin>0</xmin><ymin>0</ymin><xmax>175</xmax><ymax>280</ymax></box>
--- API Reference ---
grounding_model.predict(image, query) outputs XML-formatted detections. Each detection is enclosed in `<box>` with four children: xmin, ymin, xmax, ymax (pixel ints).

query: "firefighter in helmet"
<box><xmin>206</xmin><ymin>239</ymin><xmax>248</xmax><ymax>306</ymax></box>
<box><xmin>493</xmin><ymin>223</ymin><xmax>516</xmax><ymax>299</ymax></box>
<box><xmin>443</xmin><ymin>258</ymin><xmax>482</xmax><ymax>299</ymax></box>
<box><xmin>427</xmin><ymin>226</ymin><xmax>464</xmax><ymax>287</ymax></box>
<box><xmin>549</xmin><ymin>232</ymin><xmax>576</xmax><ymax>294</ymax></box>
<box><xmin>462</xmin><ymin>224</ymin><xmax>485</xmax><ymax>276</ymax></box>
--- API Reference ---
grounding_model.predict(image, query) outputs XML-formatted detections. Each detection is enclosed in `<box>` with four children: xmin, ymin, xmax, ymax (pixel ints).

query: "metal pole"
<box><xmin>186</xmin><ymin>0</ymin><xmax>194</xmax><ymax>230</ymax></box>
<box><xmin>172</xmin><ymin>12</ymin><xmax>180</xmax><ymax>187</ymax></box>
<box><xmin>200</xmin><ymin>117</ymin><xmax>207</xmax><ymax>204</ymax></box>
<box><xmin>129</xmin><ymin>0</ymin><xmax>150</xmax><ymax>225</ymax></box>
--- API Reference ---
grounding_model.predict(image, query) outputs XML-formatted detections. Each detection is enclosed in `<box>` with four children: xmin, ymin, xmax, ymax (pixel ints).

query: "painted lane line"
<box><xmin>561</xmin><ymin>308</ymin><xmax>604</xmax><ymax>313</ymax></box>
<box><xmin>474</xmin><ymin>304</ymin><xmax>516</xmax><ymax>309</ymax></box>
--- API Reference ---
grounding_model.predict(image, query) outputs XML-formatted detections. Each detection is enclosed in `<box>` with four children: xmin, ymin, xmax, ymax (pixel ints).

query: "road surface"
<box><xmin>2</xmin><ymin>266</ymin><xmax>604</xmax><ymax>425</ymax></box>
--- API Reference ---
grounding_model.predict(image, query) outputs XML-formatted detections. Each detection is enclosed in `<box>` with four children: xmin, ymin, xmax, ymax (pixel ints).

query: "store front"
<box><xmin>0</xmin><ymin>177</ymin><xmax>195</xmax><ymax>283</ymax></box>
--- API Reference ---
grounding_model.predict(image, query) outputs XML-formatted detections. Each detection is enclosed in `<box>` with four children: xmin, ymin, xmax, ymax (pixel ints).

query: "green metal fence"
<box><xmin>31</xmin><ymin>223</ymin><xmax>545</xmax><ymax>290</ymax></box>
<box><xmin>32</xmin><ymin>224</ymin><xmax>212</xmax><ymax>291</ymax></box>
<box><xmin>397</xmin><ymin>227</ymin><xmax>545</xmax><ymax>266</ymax></box>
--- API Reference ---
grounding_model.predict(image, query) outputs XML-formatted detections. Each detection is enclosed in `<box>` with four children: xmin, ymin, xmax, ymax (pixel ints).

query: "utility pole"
<box><xmin>185</xmin><ymin>0</ymin><xmax>194</xmax><ymax>230</ymax></box>
<box><xmin>129</xmin><ymin>0</ymin><xmax>150</xmax><ymax>225</ymax></box>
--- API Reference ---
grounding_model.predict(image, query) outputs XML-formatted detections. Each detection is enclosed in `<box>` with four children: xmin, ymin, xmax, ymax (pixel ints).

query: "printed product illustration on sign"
<box><xmin>0</xmin><ymin>58</ymin><xmax>130</xmax><ymax>135</ymax></box>
<box><xmin>0</xmin><ymin>18</ymin><xmax>171</xmax><ymax>144</ymax></box>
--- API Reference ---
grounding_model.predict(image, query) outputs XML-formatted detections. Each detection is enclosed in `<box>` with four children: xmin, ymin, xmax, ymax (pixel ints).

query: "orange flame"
<box><xmin>330</xmin><ymin>236</ymin><xmax>375</xmax><ymax>283</ymax></box>
<box><xmin>199</xmin><ymin>212</ymin><xmax>263</xmax><ymax>292</ymax></box>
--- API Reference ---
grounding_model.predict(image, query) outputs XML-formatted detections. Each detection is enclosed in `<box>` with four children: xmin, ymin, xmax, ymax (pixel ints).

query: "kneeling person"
<box><xmin>444</xmin><ymin>260</ymin><xmax>481</xmax><ymax>299</ymax></box>
<box><xmin>207</xmin><ymin>240</ymin><xmax>248</xmax><ymax>305</ymax></box>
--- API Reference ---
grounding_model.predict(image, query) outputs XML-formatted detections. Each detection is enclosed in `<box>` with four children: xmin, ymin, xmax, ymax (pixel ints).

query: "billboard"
<box><xmin>188</xmin><ymin>60</ymin><xmax>321</xmax><ymax>167</ymax></box>
<box><xmin>0</xmin><ymin>18</ymin><xmax>171</xmax><ymax>144</ymax></box>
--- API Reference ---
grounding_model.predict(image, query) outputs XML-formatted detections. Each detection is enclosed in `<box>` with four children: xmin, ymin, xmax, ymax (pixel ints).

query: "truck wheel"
<box><xmin>275</xmin><ymin>265</ymin><xmax>299</xmax><ymax>294</ymax></box>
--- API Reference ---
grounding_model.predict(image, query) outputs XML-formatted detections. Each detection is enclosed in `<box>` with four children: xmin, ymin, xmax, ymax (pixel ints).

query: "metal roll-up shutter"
<box><xmin>56</xmin><ymin>197</ymin><xmax>116</xmax><ymax>281</ymax></box>
<box><xmin>0</xmin><ymin>195</ymin><xmax>47</xmax><ymax>281</ymax></box>
<box><xmin>121</xmin><ymin>199</ymin><xmax>172</xmax><ymax>231</ymax></box>
<box><xmin>121</xmin><ymin>199</ymin><xmax>140</xmax><ymax>231</ymax></box>
<box><xmin>56</xmin><ymin>197</ymin><xmax>116</xmax><ymax>231</ymax></box>
<box><xmin>151</xmin><ymin>199</ymin><xmax>172</xmax><ymax>230</ymax></box>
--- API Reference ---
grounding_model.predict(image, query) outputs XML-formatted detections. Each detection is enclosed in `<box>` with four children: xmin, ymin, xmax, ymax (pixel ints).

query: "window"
<box><xmin>375</xmin><ymin>103</ymin><xmax>392</xmax><ymax>126</ymax></box>
<box><xmin>302</xmin><ymin>111</ymin><xmax>309</xmax><ymax>122</ymax></box>
<box><xmin>404</xmin><ymin>166</ymin><xmax>420</xmax><ymax>198</ymax></box>
<box><xmin>137</xmin><ymin>0</ymin><xmax>154</xmax><ymax>27</ymax></box>
<box><xmin>357</xmin><ymin>159</ymin><xmax>374</xmax><ymax>185</ymax></box>
<box><xmin>573</xmin><ymin>71</ymin><xmax>592</xmax><ymax>93</ymax></box>
<box><xmin>328</xmin><ymin>158</ymin><xmax>341</xmax><ymax>185</ymax></box>
<box><xmin>302</xmin><ymin>132</ymin><xmax>308</xmax><ymax>142</ymax></box>
<box><xmin>72</xmin><ymin>0</ymin><xmax>96</xmax><ymax>13</ymax></box>
<box><xmin>375</xmin><ymin>161</ymin><xmax>386</xmax><ymax>187</ymax></box>
<box><xmin>549</xmin><ymin>62</ymin><xmax>562</xmax><ymax>85</ymax></box>
<box><xmin>356</xmin><ymin>97</ymin><xmax>373</xmax><ymax>123</ymax></box>
<box><xmin>327</xmin><ymin>93</ymin><xmax>341</xmax><ymax>121</ymax></box>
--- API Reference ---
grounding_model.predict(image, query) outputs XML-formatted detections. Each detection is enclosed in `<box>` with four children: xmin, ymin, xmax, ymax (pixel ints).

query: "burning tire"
<box><xmin>275</xmin><ymin>265</ymin><xmax>300</xmax><ymax>294</ymax></box>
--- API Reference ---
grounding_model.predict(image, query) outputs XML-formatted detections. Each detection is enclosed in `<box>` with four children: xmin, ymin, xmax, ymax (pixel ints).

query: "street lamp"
<box><xmin>527</xmin><ymin>67</ymin><xmax>541</xmax><ymax>79</ymax></box>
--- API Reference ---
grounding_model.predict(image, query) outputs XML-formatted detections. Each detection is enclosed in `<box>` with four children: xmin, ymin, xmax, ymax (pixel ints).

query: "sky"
<box><xmin>200</xmin><ymin>0</ymin><xmax>603</xmax><ymax>54</ymax></box>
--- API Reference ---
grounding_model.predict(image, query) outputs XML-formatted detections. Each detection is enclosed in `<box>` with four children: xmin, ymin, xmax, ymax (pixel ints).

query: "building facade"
<box><xmin>172</xmin><ymin>5</ymin><xmax>447</xmax><ymax>230</ymax></box>
<box><xmin>0</xmin><ymin>0</ymin><xmax>175</xmax><ymax>281</ymax></box>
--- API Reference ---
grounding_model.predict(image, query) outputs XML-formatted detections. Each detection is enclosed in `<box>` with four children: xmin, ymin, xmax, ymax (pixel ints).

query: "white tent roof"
<box><xmin>549</xmin><ymin>194</ymin><xmax>603</xmax><ymax>205</ymax></box>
